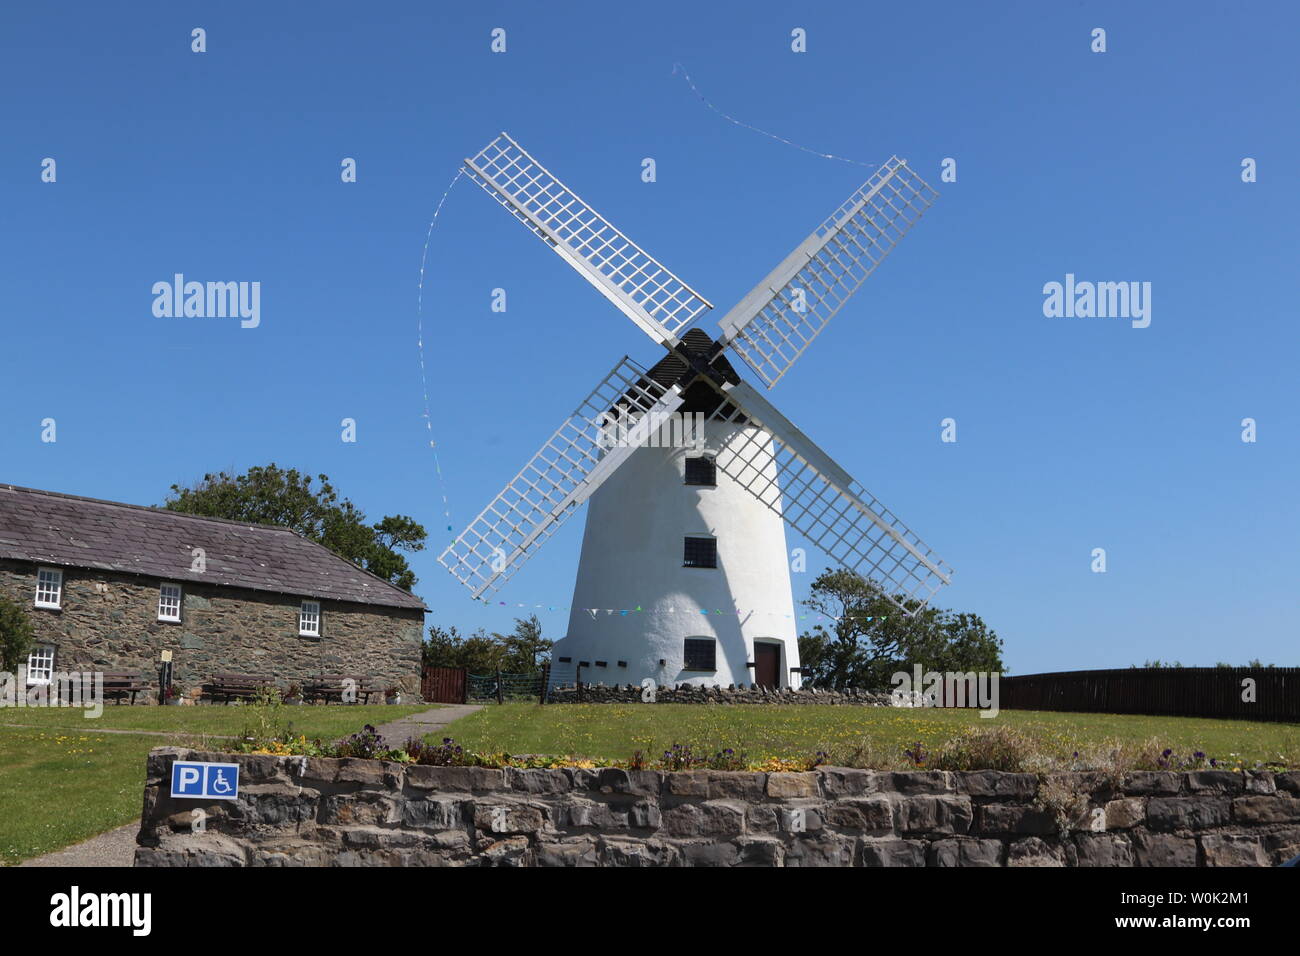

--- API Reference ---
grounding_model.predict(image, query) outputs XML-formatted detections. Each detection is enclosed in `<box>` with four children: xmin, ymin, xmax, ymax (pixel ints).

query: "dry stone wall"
<box><xmin>135</xmin><ymin>748</ymin><xmax>1300</xmax><ymax>867</ymax></box>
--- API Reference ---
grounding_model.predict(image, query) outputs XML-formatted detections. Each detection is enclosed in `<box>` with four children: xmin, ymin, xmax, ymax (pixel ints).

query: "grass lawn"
<box><xmin>438</xmin><ymin>703</ymin><xmax>1300</xmax><ymax>767</ymax></box>
<box><xmin>0</xmin><ymin>704</ymin><xmax>431</xmax><ymax>865</ymax></box>
<box><xmin>0</xmin><ymin>702</ymin><xmax>431</xmax><ymax>737</ymax></box>
<box><xmin>1</xmin><ymin>728</ymin><xmax>159</xmax><ymax>865</ymax></box>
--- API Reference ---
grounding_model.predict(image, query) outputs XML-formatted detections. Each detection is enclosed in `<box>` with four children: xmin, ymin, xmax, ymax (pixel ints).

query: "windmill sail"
<box><xmin>717</xmin><ymin>157</ymin><xmax>938</xmax><ymax>389</ymax></box>
<box><xmin>706</xmin><ymin>381</ymin><xmax>952</xmax><ymax>612</ymax></box>
<box><xmin>464</xmin><ymin>132</ymin><xmax>713</xmax><ymax>347</ymax></box>
<box><xmin>438</xmin><ymin>357</ymin><xmax>685</xmax><ymax>598</ymax></box>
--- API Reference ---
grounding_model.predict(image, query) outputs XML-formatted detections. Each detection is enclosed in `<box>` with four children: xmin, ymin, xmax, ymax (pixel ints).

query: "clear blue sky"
<box><xmin>2</xmin><ymin>2</ymin><xmax>1297</xmax><ymax>674</ymax></box>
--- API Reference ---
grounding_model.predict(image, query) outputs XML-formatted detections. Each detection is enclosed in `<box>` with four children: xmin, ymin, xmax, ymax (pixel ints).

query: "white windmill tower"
<box><xmin>439</xmin><ymin>133</ymin><xmax>952</xmax><ymax>693</ymax></box>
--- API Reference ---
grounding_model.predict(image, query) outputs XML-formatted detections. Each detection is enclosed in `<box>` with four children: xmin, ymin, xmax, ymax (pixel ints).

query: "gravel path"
<box><xmin>15</xmin><ymin>705</ymin><xmax>482</xmax><ymax>868</ymax></box>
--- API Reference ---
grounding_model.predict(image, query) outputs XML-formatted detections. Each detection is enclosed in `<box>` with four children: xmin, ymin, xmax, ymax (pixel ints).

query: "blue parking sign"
<box><xmin>170</xmin><ymin>760</ymin><xmax>240</xmax><ymax>801</ymax></box>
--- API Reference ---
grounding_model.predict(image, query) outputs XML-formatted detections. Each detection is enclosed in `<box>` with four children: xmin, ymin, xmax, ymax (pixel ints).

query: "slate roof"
<box><xmin>0</xmin><ymin>484</ymin><xmax>427</xmax><ymax>611</ymax></box>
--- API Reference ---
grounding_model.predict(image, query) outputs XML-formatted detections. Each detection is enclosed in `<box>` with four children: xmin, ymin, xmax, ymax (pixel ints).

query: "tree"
<box><xmin>498</xmin><ymin>614</ymin><xmax>551</xmax><ymax>672</ymax></box>
<box><xmin>0</xmin><ymin>596</ymin><xmax>35</xmax><ymax>673</ymax></box>
<box><xmin>795</xmin><ymin>568</ymin><xmax>1004</xmax><ymax>690</ymax></box>
<box><xmin>422</xmin><ymin>616</ymin><xmax>552</xmax><ymax>675</ymax></box>
<box><xmin>422</xmin><ymin>625</ymin><xmax>510</xmax><ymax>673</ymax></box>
<box><xmin>164</xmin><ymin>464</ymin><xmax>426</xmax><ymax>590</ymax></box>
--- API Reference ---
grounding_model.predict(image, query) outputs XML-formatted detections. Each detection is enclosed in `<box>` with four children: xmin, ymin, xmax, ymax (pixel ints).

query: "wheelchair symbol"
<box><xmin>209</xmin><ymin>769</ymin><xmax>234</xmax><ymax>796</ymax></box>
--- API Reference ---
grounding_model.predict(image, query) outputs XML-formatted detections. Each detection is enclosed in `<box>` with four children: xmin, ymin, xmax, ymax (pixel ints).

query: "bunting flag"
<box><xmin>671</xmin><ymin>62</ymin><xmax>880</xmax><ymax>170</ymax></box>
<box><xmin>468</xmin><ymin>594</ymin><xmax>884</xmax><ymax>625</ymax></box>
<box><xmin>414</xmin><ymin>166</ymin><xmax>467</xmax><ymax>539</ymax></box>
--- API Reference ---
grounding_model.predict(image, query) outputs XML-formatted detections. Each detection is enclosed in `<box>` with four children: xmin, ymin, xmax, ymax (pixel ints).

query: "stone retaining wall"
<box><xmin>550</xmin><ymin>683</ymin><xmax>893</xmax><ymax>706</ymax></box>
<box><xmin>135</xmin><ymin>748</ymin><xmax>1300</xmax><ymax>866</ymax></box>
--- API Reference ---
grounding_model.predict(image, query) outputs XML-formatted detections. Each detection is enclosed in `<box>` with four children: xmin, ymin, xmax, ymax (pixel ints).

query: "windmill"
<box><xmin>438</xmin><ymin>132</ymin><xmax>952</xmax><ymax>692</ymax></box>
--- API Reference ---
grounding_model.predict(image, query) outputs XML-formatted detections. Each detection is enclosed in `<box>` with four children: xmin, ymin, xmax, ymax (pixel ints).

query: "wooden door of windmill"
<box><xmin>754</xmin><ymin>643</ymin><xmax>780</xmax><ymax>689</ymax></box>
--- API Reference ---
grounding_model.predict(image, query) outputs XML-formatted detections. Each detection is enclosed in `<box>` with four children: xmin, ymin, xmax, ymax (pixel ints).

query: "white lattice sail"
<box><xmin>718</xmin><ymin>157</ymin><xmax>938</xmax><ymax>388</ymax></box>
<box><xmin>706</xmin><ymin>382</ymin><xmax>952</xmax><ymax>610</ymax></box>
<box><xmin>464</xmin><ymin>132</ymin><xmax>713</xmax><ymax>346</ymax></box>
<box><xmin>438</xmin><ymin>357</ymin><xmax>684</xmax><ymax>598</ymax></box>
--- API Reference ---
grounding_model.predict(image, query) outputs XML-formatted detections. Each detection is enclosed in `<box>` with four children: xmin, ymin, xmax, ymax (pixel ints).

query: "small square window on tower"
<box><xmin>683</xmin><ymin>456</ymin><xmax>716</xmax><ymax>487</ymax></box>
<box><xmin>682</xmin><ymin>536</ymin><xmax>718</xmax><ymax>569</ymax></box>
<box><xmin>683</xmin><ymin>638</ymin><xmax>716</xmax><ymax>671</ymax></box>
<box><xmin>299</xmin><ymin>600</ymin><xmax>321</xmax><ymax>637</ymax></box>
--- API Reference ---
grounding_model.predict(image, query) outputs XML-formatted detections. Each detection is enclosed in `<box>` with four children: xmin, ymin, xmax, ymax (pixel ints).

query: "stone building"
<box><xmin>0</xmin><ymin>484</ymin><xmax>426</xmax><ymax>698</ymax></box>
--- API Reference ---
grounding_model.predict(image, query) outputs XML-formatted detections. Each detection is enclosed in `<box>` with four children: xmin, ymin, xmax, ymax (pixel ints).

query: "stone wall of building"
<box><xmin>135</xmin><ymin>747</ymin><xmax>1300</xmax><ymax>866</ymax></box>
<box><xmin>550</xmin><ymin>683</ymin><xmax>894</xmax><ymax>706</ymax></box>
<box><xmin>0</xmin><ymin>559</ymin><xmax>423</xmax><ymax>697</ymax></box>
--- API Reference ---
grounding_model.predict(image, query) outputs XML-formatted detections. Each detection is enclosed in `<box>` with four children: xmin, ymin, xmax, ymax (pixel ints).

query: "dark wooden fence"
<box><xmin>420</xmin><ymin>665</ymin><xmax>467</xmax><ymax>704</ymax></box>
<box><xmin>999</xmin><ymin>667</ymin><xmax>1299</xmax><ymax>722</ymax></box>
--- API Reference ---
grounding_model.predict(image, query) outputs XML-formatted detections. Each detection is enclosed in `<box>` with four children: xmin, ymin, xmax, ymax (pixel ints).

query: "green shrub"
<box><xmin>236</xmin><ymin>686</ymin><xmax>286</xmax><ymax>750</ymax></box>
<box><xmin>0</xmin><ymin>596</ymin><xmax>35</xmax><ymax>673</ymax></box>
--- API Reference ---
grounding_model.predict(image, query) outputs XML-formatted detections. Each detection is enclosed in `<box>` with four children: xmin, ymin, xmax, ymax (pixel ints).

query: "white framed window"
<box><xmin>26</xmin><ymin>645</ymin><xmax>55</xmax><ymax>686</ymax></box>
<box><xmin>299</xmin><ymin>600</ymin><xmax>321</xmax><ymax>637</ymax></box>
<box><xmin>35</xmin><ymin>567</ymin><xmax>63</xmax><ymax>609</ymax></box>
<box><xmin>158</xmin><ymin>583</ymin><xmax>182</xmax><ymax>622</ymax></box>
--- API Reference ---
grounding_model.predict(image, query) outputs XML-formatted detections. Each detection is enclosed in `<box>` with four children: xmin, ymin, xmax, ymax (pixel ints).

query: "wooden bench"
<box><xmin>59</xmin><ymin>671</ymin><xmax>149</xmax><ymax>705</ymax></box>
<box><xmin>103</xmin><ymin>671</ymin><xmax>149</xmax><ymax>705</ymax></box>
<box><xmin>303</xmin><ymin>675</ymin><xmax>380</xmax><ymax>705</ymax></box>
<box><xmin>204</xmin><ymin>673</ymin><xmax>275</xmax><ymax>704</ymax></box>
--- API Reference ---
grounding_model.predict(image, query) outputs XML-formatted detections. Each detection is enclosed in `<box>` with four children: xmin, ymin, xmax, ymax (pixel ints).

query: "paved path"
<box><xmin>369</xmin><ymin>703</ymin><xmax>482</xmax><ymax>747</ymax></box>
<box><xmin>19</xmin><ymin>823</ymin><xmax>140</xmax><ymax>868</ymax></box>
<box><xmin>15</xmin><ymin>706</ymin><xmax>481</xmax><ymax>868</ymax></box>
